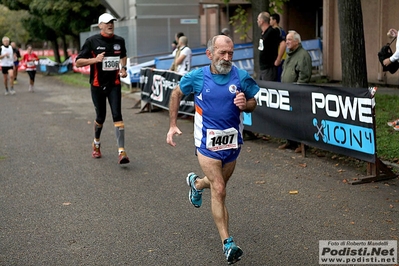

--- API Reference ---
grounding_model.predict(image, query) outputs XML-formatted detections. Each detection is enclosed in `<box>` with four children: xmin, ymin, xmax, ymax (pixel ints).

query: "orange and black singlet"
<box><xmin>76</xmin><ymin>33</ymin><xmax>127</xmax><ymax>88</ymax></box>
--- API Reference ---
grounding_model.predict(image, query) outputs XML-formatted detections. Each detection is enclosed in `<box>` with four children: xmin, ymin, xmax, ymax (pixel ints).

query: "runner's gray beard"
<box><xmin>215</xmin><ymin>60</ymin><xmax>232</xmax><ymax>74</ymax></box>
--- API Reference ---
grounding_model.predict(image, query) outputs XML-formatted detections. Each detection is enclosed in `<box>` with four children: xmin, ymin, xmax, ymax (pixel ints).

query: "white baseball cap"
<box><xmin>98</xmin><ymin>13</ymin><xmax>117</xmax><ymax>24</ymax></box>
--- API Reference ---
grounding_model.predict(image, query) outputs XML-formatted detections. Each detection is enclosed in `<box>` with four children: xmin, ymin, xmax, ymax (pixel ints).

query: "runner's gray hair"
<box><xmin>207</xmin><ymin>35</ymin><xmax>233</xmax><ymax>53</ymax></box>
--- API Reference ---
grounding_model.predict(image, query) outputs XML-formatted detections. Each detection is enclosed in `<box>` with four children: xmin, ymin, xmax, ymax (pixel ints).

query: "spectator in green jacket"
<box><xmin>281</xmin><ymin>30</ymin><xmax>312</xmax><ymax>83</ymax></box>
<box><xmin>279</xmin><ymin>30</ymin><xmax>312</xmax><ymax>153</ymax></box>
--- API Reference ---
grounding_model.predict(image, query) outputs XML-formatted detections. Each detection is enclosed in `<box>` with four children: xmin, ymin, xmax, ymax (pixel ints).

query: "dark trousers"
<box><xmin>27</xmin><ymin>70</ymin><xmax>36</xmax><ymax>82</ymax></box>
<box><xmin>259</xmin><ymin>66</ymin><xmax>277</xmax><ymax>81</ymax></box>
<box><xmin>91</xmin><ymin>84</ymin><xmax>122</xmax><ymax>125</ymax></box>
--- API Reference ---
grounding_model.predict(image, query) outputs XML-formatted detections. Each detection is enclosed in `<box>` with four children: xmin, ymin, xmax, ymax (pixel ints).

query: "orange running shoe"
<box><xmin>118</xmin><ymin>150</ymin><xmax>130</xmax><ymax>164</ymax></box>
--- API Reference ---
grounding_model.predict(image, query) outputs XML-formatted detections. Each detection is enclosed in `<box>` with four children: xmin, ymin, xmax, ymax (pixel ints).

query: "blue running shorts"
<box><xmin>196</xmin><ymin>147</ymin><xmax>241</xmax><ymax>166</ymax></box>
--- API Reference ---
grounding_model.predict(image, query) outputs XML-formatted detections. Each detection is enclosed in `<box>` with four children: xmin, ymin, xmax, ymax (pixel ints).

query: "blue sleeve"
<box><xmin>179</xmin><ymin>68</ymin><xmax>204</xmax><ymax>95</ymax></box>
<box><xmin>238</xmin><ymin>69</ymin><xmax>260</xmax><ymax>99</ymax></box>
<box><xmin>281</xmin><ymin>29</ymin><xmax>287</xmax><ymax>41</ymax></box>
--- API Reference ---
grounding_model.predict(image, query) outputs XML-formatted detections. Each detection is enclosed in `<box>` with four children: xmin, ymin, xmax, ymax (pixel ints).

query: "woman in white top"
<box><xmin>173</xmin><ymin>36</ymin><xmax>192</xmax><ymax>75</ymax></box>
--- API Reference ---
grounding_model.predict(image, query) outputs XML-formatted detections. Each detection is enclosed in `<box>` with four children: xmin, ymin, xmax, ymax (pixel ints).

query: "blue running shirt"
<box><xmin>179</xmin><ymin>66</ymin><xmax>260</xmax><ymax>150</ymax></box>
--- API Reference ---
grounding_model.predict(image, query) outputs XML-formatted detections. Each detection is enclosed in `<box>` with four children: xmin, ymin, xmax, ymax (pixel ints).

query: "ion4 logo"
<box><xmin>313</xmin><ymin>118</ymin><xmax>374</xmax><ymax>154</ymax></box>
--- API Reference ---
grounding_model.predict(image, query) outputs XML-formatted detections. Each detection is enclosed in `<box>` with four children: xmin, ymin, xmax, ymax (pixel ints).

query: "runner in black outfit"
<box><xmin>76</xmin><ymin>13</ymin><xmax>130</xmax><ymax>164</ymax></box>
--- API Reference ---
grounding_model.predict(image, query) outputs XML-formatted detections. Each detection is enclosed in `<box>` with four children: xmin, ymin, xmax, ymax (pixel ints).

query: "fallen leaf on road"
<box><xmin>298</xmin><ymin>163</ymin><xmax>307</xmax><ymax>168</ymax></box>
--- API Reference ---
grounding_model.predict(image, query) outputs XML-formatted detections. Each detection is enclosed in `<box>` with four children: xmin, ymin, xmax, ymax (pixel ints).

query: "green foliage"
<box><xmin>1</xmin><ymin>0</ymin><xmax>105</xmax><ymax>62</ymax></box>
<box><xmin>227</xmin><ymin>0</ymin><xmax>290</xmax><ymax>41</ymax></box>
<box><xmin>2</xmin><ymin>1</ymin><xmax>104</xmax><ymax>43</ymax></box>
<box><xmin>1</xmin><ymin>0</ymin><xmax>30</xmax><ymax>10</ymax></box>
<box><xmin>230</xmin><ymin>5</ymin><xmax>252</xmax><ymax>41</ymax></box>
<box><xmin>269</xmin><ymin>0</ymin><xmax>290</xmax><ymax>14</ymax></box>
<box><xmin>0</xmin><ymin>5</ymin><xmax>30</xmax><ymax>44</ymax></box>
<box><xmin>22</xmin><ymin>16</ymin><xmax>57</xmax><ymax>42</ymax></box>
<box><xmin>25</xmin><ymin>0</ymin><xmax>104</xmax><ymax>37</ymax></box>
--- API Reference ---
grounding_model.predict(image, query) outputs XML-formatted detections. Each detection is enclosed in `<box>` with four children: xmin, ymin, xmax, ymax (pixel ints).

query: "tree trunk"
<box><xmin>51</xmin><ymin>39</ymin><xmax>61</xmax><ymax>63</ymax></box>
<box><xmin>251</xmin><ymin>0</ymin><xmax>269</xmax><ymax>79</ymax></box>
<box><xmin>338</xmin><ymin>0</ymin><xmax>368</xmax><ymax>88</ymax></box>
<box><xmin>61</xmin><ymin>35</ymin><xmax>68</xmax><ymax>62</ymax></box>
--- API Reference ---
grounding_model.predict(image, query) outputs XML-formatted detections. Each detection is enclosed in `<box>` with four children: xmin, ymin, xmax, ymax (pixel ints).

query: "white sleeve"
<box><xmin>180</xmin><ymin>48</ymin><xmax>190</xmax><ymax>57</ymax></box>
<box><xmin>390</xmin><ymin>38</ymin><xmax>399</xmax><ymax>62</ymax></box>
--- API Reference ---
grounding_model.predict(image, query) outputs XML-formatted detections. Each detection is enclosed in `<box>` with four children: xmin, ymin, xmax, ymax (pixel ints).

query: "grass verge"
<box><xmin>54</xmin><ymin>72</ymin><xmax>130</xmax><ymax>92</ymax></box>
<box><xmin>375</xmin><ymin>93</ymin><xmax>399</xmax><ymax>162</ymax></box>
<box><xmin>54</xmin><ymin>72</ymin><xmax>91</xmax><ymax>88</ymax></box>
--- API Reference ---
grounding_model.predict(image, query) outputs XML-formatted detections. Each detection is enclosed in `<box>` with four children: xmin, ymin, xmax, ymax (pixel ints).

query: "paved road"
<box><xmin>0</xmin><ymin>73</ymin><xmax>398</xmax><ymax>265</ymax></box>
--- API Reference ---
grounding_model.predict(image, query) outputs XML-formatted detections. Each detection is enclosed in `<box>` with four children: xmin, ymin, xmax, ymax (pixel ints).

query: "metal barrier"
<box><xmin>301</xmin><ymin>39</ymin><xmax>323</xmax><ymax>74</ymax></box>
<box><xmin>124</xmin><ymin>40</ymin><xmax>323</xmax><ymax>85</ymax></box>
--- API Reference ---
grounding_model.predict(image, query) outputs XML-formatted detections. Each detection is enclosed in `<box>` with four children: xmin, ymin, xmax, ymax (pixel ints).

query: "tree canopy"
<box><xmin>1</xmin><ymin>0</ymin><xmax>105</xmax><ymax>62</ymax></box>
<box><xmin>0</xmin><ymin>5</ymin><xmax>30</xmax><ymax>45</ymax></box>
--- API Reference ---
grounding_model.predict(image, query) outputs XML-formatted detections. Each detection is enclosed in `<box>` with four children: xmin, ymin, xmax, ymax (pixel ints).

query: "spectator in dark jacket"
<box><xmin>279</xmin><ymin>30</ymin><xmax>312</xmax><ymax>153</ymax></box>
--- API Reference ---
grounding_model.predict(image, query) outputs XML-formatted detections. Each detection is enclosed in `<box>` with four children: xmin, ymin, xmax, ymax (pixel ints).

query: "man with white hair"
<box><xmin>0</xmin><ymin>36</ymin><xmax>16</xmax><ymax>95</ymax></box>
<box><xmin>167</xmin><ymin>35</ymin><xmax>259</xmax><ymax>264</ymax></box>
<box><xmin>281</xmin><ymin>30</ymin><xmax>312</xmax><ymax>83</ymax></box>
<box><xmin>279</xmin><ymin>30</ymin><xmax>312</xmax><ymax>153</ymax></box>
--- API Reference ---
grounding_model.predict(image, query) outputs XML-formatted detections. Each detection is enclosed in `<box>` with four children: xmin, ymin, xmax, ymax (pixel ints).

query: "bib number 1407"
<box><xmin>206</xmin><ymin>128</ymin><xmax>238</xmax><ymax>151</ymax></box>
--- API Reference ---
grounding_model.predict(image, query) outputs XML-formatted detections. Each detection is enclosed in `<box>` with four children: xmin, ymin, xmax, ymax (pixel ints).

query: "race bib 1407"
<box><xmin>206</xmin><ymin>127</ymin><xmax>238</xmax><ymax>151</ymax></box>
